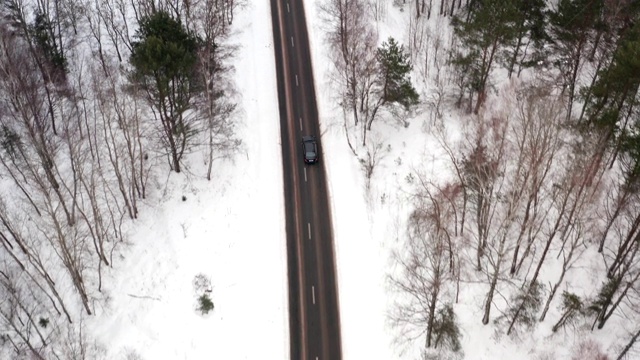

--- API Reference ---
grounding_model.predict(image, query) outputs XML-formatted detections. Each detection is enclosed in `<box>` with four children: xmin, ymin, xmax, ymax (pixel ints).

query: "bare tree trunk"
<box><xmin>617</xmin><ymin>328</ymin><xmax>640</xmax><ymax>360</ymax></box>
<box><xmin>507</xmin><ymin>30</ymin><xmax>524</xmax><ymax>78</ymax></box>
<box><xmin>511</xmin><ymin>196</ymin><xmax>533</xmax><ymax>275</ymax></box>
<box><xmin>390</xmin><ymin>180</ymin><xmax>452</xmax><ymax>350</ymax></box>
<box><xmin>607</xmin><ymin>217</ymin><xmax>640</xmax><ymax>278</ymax></box>
<box><xmin>0</xmin><ymin>270</ymin><xmax>47</xmax><ymax>359</ymax></box>
<box><xmin>540</xmin><ymin>223</ymin><xmax>583</xmax><ymax>321</ymax></box>
<box><xmin>473</xmin><ymin>40</ymin><xmax>498</xmax><ymax>114</ymax></box>
<box><xmin>598</xmin><ymin>187</ymin><xmax>632</xmax><ymax>253</ymax></box>
<box><xmin>49</xmin><ymin>214</ymin><xmax>93</xmax><ymax>315</ymax></box>
<box><xmin>0</xmin><ymin>212</ymin><xmax>75</xmax><ymax>323</ymax></box>
<box><xmin>482</xmin><ymin>236</ymin><xmax>505</xmax><ymax>325</ymax></box>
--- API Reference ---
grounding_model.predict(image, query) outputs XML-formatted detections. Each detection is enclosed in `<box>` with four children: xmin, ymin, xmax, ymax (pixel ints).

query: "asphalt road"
<box><xmin>270</xmin><ymin>0</ymin><xmax>343</xmax><ymax>359</ymax></box>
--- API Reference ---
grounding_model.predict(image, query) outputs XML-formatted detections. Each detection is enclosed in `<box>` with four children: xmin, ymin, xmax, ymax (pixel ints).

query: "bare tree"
<box><xmin>389</xmin><ymin>178</ymin><xmax>458</xmax><ymax>351</ymax></box>
<box><xmin>602</xmin><ymin>193</ymin><xmax>640</xmax><ymax>279</ymax></box>
<box><xmin>0</xmin><ymin>200</ymin><xmax>73</xmax><ymax>324</ymax></box>
<box><xmin>433</xmin><ymin>81</ymin><xmax>591</xmax><ymax>326</ymax></box>
<box><xmin>0</xmin><ymin>25</ymin><xmax>75</xmax><ymax>226</ymax></box>
<box><xmin>52</xmin><ymin>315</ymin><xmax>106</xmax><ymax>360</ymax></box>
<box><xmin>360</xmin><ymin>137</ymin><xmax>386</xmax><ymax>191</ymax></box>
<box><xmin>596</xmin><ymin>172</ymin><xmax>639</xmax><ymax>254</ymax></box>
<box><xmin>411</xmin><ymin>16</ymin><xmax>450</xmax><ymax>131</ymax></box>
<box><xmin>0</xmin><ymin>6</ymin><xmax>129</xmax><ymax>321</ymax></box>
<box><xmin>192</xmin><ymin>0</ymin><xmax>241</xmax><ymax>180</ymax></box>
<box><xmin>0</xmin><ymin>266</ymin><xmax>49</xmax><ymax>360</ymax></box>
<box><xmin>368</xmin><ymin>0</ymin><xmax>386</xmax><ymax>22</ymax></box>
<box><xmin>509</xmin><ymin>132</ymin><xmax>604</xmax><ymax>330</ymax></box>
<box><xmin>433</xmin><ymin>123</ymin><xmax>468</xmax><ymax>237</ymax></box>
<box><xmin>538</xmin><ymin>220</ymin><xmax>588</xmax><ymax>322</ymax></box>
<box><xmin>320</xmin><ymin>0</ymin><xmax>378</xmax><ymax>146</ymax></box>
<box><xmin>93</xmin><ymin>0</ymin><xmax>134</xmax><ymax>64</ymax></box>
<box><xmin>617</xmin><ymin>328</ymin><xmax>640</xmax><ymax>360</ymax></box>
<box><xmin>507</xmin><ymin>85</ymin><xmax>563</xmax><ymax>276</ymax></box>
<box><xmin>459</xmin><ymin>108</ymin><xmax>509</xmax><ymax>275</ymax></box>
<box><xmin>89</xmin><ymin>60</ymin><xmax>148</xmax><ymax>217</ymax></box>
<box><xmin>434</xmin><ymin>101</ymin><xmax>515</xmax><ymax>325</ymax></box>
<box><xmin>2</xmin><ymin>0</ymin><xmax>71</xmax><ymax>135</ymax></box>
<box><xmin>592</xmin><ymin>196</ymin><xmax>640</xmax><ymax>329</ymax></box>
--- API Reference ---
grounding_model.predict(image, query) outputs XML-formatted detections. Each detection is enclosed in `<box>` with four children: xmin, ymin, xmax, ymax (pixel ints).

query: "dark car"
<box><xmin>302</xmin><ymin>136</ymin><xmax>319</xmax><ymax>164</ymax></box>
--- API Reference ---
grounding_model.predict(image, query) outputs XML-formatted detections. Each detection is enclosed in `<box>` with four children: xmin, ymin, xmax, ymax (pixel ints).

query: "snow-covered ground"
<box><xmin>87</xmin><ymin>1</ymin><xmax>289</xmax><ymax>359</ymax></box>
<box><xmin>85</xmin><ymin>0</ymin><xmax>633</xmax><ymax>359</ymax></box>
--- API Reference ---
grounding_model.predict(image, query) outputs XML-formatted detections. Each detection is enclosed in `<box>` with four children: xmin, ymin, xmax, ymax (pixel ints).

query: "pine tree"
<box><xmin>130</xmin><ymin>11</ymin><xmax>202</xmax><ymax>173</ymax></box>
<box><xmin>450</xmin><ymin>0</ymin><xmax>519</xmax><ymax>113</ymax></box>
<box><xmin>502</xmin><ymin>0</ymin><xmax>548</xmax><ymax>78</ymax></box>
<box><xmin>0</xmin><ymin>125</ymin><xmax>21</xmax><ymax>158</ymax></box>
<box><xmin>552</xmin><ymin>291</ymin><xmax>584</xmax><ymax>333</ymax></box>
<box><xmin>363</xmin><ymin>37</ymin><xmax>419</xmax><ymax>132</ymax></box>
<box><xmin>548</xmin><ymin>0</ymin><xmax>605</xmax><ymax>121</ymax></box>
<box><xmin>505</xmin><ymin>281</ymin><xmax>543</xmax><ymax>335</ymax></box>
<box><xmin>589</xmin><ymin>275</ymin><xmax>622</xmax><ymax>329</ymax></box>
<box><xmin>588</xmin><ymin>22</ymin><xmax>640</xmax><ymax>175</ymax></box>
<box><xmin>29</xmin><ymin>10</ymin><xmax>67</xmax><ymax>84</ymax></box>
<box><xmin>376</xmin><ymin>37</ymin><xmax>419</xmax><ymax>109</ymax></box>
<box><xmin>197</xmin><ymin>294</ymin><xmax>214</xmax><ymax>314</ymax></box>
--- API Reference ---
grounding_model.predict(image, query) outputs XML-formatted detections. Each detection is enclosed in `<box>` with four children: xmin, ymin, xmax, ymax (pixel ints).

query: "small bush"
<box><xmin>122</xmin><ymin>348</ymin><xmax>144</xmax><ymax>360</ymax></box>
<box><xmin>38</xmin><ymin>317</ymin><xmax>49</xmax><ymax>328</ymax></box>
<box><xmin>198</xmin><ymin>294</ymin><xmax>214</xmax><ymax>314</ymax></box>
<box><xmin>552</xmin><ymin>291</ymin><xmax>584</xmax><ymax>332</ymax></box>
<box><xmin>535</xmin><ymin>351</ymin><xmax>556</xmax><ymax>360</ymax></box>
<box><xmin>571</xmin><ymin>339</ymin><xmax>609</xmax><ymax>360</ymax></box>
<box><xmin>432</xmin><ymin>305</ymin><xmax>462</xmax><ymax>352</ymax></box>
<box><xmin>0</xmin><ymin>125</ymin><xmax>21</xmax><ymax>157</ymax></box>
<box><xmin>193</xmin><ymin>273</ymin><xmax>212</xmax><ymax>293</ymax></box>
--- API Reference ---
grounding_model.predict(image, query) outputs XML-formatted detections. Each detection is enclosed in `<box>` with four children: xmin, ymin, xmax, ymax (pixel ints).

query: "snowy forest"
<box><xmin>1</xmin><ymin>0</ymin><xmax>640</xmax><ymax>358</ymax></box>
<box><xmin>0</xmin><ymin>0</ymin><xmax>241</xmax><ymax>358</ymax></box>
<box><xmin>315</xmin><ymin>0</ymin><xmax>640</xmax><ymax>358</ymax></box>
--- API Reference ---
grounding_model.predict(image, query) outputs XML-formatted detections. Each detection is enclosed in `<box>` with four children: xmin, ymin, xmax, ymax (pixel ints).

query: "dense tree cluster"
<box><xmin>320</xmin><ymin>0</ymin><xmax>420</xmax><ymax>188</ymax></box>
<box><xmin>0</xmin><ymin>0</ymin><xmax>240</xmax><ymax>358</ymax></box>
<box><xmin>316</xmin><ymin>0</ymin><xmax>640</xmax><ymax>358</ymax></box>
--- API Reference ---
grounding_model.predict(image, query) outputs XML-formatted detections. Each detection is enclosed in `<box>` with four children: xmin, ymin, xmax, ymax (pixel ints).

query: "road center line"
<box><xmin>312</xmin><ymin>285</ymin><xmax>316</xmax><ymax>305</ymax></box>
<box><xmin>287</xmin><ymin>3</ymin><xmax>290</xmax><ymax>12</ymax></box>
<box><xmin>291</xmin><ymin>36</ymin><xmax>294</xmax><ymax>47</ymax></box>
<box><xmin>299</xmin><ymin>117</ymin><xmax>303</xmax><ymax>131</ymax></box>
<box><xmin>307</xmin><ymin>223</ymin><xmax>311</xmax><ymax>239</ymax></box>
<box><xmin>295</xmin><ymin>75</ymin><xmax>299</xmax><ymax>87</ymax></box>
<box><xmin>304</xmin><ymin>167</ymin><xmax>307</xmax><ymax>182</ymax></box>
